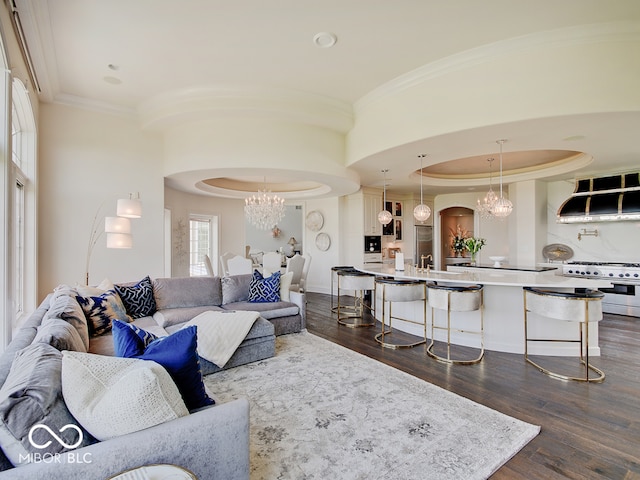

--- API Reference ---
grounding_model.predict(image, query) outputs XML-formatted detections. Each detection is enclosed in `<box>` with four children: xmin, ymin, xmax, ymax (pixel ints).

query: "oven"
<box><xmin>562</xmin><ymin>262</ymin><xmax>640</xmax><ymax>317</ymax></box>
<box><xmin>363</xmin><ymin>236</ymin><xmax>383</xmax><ymax>264</ymax></box>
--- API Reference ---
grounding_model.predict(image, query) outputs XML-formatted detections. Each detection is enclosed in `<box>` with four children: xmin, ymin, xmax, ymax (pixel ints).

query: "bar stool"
<box><xmin>426</xmin><ymin>283</ymin><xmax>484</xmax><ymax>365</ymax></box>
<box><xmin>523</xmin><ymin>287</ymin><xmax>605</xmax><ymax>383</ymax></box>
<box><xmin>330</xmin><ymin>266</ymin><xmax>356</xmax><ymax>313</ymax></box>
<box><xmin>374</xmin><ymin>278</ymin><xmax>427</xmax><ymax>349</ymax></box>
<box><xmin>336</xmin><ymin>270</ymin><xmax>375</xmax><ymax>327</ymax></box>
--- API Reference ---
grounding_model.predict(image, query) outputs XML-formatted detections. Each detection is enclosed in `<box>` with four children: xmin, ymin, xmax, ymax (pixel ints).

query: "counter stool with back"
<box><xmin>523</xmin><ymin>287</ymin><xmax>605</xmax><ymax>382</ymax></box>
<box><xmin>426</xmin><ymin>283</ymin><xmax>484</xmax><ymax>365</ymax></box>
<box><xmin>336</xmin><ymin>269</ymin><xmax>376</xmax><ymax>327</ymax></box>
<box><xmin>374</xmin><ymin>277</ymin><xmax>427</xmax><ymax>349</ymax></box>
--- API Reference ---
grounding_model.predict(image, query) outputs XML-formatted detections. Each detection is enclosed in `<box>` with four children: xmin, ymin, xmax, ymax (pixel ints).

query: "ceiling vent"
<box><xmin>557</xmin><ymin>172</ymin><xmax>640</xmax><ymax>223</ymax></box>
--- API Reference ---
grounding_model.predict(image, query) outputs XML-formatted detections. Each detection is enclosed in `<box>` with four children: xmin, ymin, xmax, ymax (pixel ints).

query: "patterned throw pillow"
<box><xmin>249</xmin><ymin>270</ymin><xmax>281</xmax><ymax>303</ymax></box>
<box><xmin>114</xmin><ymin>276</ymin><xmax>157</xmax><ymax>319</ymax></box>
<box><xmin>76</xmin><ymin>289</ymin><xmax>130</xmax><ymax>336</ymax></box>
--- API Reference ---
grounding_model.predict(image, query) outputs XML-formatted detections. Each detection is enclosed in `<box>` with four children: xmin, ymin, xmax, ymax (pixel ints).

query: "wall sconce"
<box><xmin>86</xmin><ymin>193</ymin><xmax>142</xmax><ymax>285</ymax></box>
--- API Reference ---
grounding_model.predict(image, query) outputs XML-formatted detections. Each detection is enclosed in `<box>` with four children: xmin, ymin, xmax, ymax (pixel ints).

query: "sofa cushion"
<box><xmin>221</xmin><ymin>274</ymin><xmax>252</xmax><ymax>304</ymax></box>
<box><xmin>61</xmin><ymin>351</ymin><xmax>189</xmax><ymax>441</ymax></box>
<box><xmin>44</xmin><ymin>289</ymin><xmax>90</xmax><ymax>350</ymax></box>
<box><xmin>153</xmin><ymin>305</ymin><xmax>225</xmax><ymax>329</ymax></box>
<box><xmin>153</xmin><ymin>276</ymin><xmax>222</xmax><ymax>310</ymax></box>
<box><xmin>112</xmin><ymin>323</ymin><xmax>214</xmax><ymax>411</ymax></box>
<box><xmin>34</xmin><ymin>318</ymin><xmax>87</xmax><ymax>353</ymax></box>
<box><xmin>114</xmin><ymin>276</ymin><xmax>157</xmax><ymax>318</ymax></box>
<box><xmin>222</xmin><ymin>301</ymin><xmax>299</xmax><ymax>320</ymax></box>
<box><xmin>249</xmin><ymin>270</ymin><xmax>281</xmax><ymax>303</ymax></box>
<box><xmin>0</xmin><ymin>343</ymin><xmax>95</xmax><ymax>466</ymax></box>
<box><xmin>76</xmin><ymin>289</ymin><xmax>131</xmax><ymax>336</ymax></box>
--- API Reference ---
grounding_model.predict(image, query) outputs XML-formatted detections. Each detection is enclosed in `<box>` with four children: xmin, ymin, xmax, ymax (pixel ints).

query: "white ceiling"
<box><xmin>14</xmin><ymin>0</ymin><xmax>640</xmax><ymax>196</ymax></box>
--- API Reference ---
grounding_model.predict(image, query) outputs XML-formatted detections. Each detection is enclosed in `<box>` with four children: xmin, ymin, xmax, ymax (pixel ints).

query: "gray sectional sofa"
<box><xmin>0</xmin><ymin>273</ymin><xmax>305</xmax><ymax>479</ymax></box>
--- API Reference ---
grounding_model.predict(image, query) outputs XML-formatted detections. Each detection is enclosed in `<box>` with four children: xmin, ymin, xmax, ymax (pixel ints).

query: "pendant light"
<box><xmin>492</xmin><ymin>139</ymin><xmax>513</xmax><ymax>218</ymax></box>
<box><xmin>476</xmin><ymin>158</ymin><xmax>498</xmax><ymax>218</ymax></box>
<box><xmin>413</xmin><ymin>154</ymin><xmax>431</xmax><ymax>222</ymax></box>
<box><xmin>377</xmin><ymin>169</ymin><xmax>393</xmax><ymax>225</ymax></box>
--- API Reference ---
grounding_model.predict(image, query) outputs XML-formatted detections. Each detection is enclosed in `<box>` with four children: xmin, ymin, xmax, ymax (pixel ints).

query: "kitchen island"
<box><xmin>357</xmin><ymin>263</ymin><xmax>613</xmax><ymax>356</ymax></box>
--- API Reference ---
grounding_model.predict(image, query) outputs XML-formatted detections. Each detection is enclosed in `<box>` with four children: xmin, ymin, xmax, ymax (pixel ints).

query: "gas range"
<box><xmin>562</xmin><ymin>261</ymin><xmax>640</xmax><ymax>283</ymax></box>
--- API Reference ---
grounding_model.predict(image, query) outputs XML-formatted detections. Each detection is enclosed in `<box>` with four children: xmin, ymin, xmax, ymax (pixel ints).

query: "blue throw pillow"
<box><xmin>76</xmin><ymin>289</ymin><xmax>130</xmax><ymax>336</ymax></box>
<box><xmin>249</xmin><ymin>270</ymin><xmax>281</xmax><ymax>303</ymax></box>
<box><xmin>112</xmin><ymin>320</ymin><xmax>158</xmax><ymax>357</ymax></box>
<box><xmin>114</xmin><ymin>276</ymin><xmax>157</xmax><ymax>319</ymax></box>
<box><xmin>112</xmin><ymin>321</ymin><xmax>214</xmax><ymax>410</ymax></box>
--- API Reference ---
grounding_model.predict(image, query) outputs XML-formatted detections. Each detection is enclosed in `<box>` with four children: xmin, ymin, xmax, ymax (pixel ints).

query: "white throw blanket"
<box><xmin>182</xmin><ymin>310</ymin><xmax>260</xmax><ymax>368</ymax></box>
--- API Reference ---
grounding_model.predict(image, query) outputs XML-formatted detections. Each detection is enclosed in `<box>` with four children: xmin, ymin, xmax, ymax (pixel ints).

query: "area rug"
<box><xmin>204</xmin><ymin>332</ymin><xmax>539</xmax><ymax>480</ymax></box>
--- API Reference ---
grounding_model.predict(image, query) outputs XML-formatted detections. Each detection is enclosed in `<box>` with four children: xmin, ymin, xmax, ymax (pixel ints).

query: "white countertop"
<box><xmin>357</xmin><ymin>263</ymin><xmax>614</xmax><ymax>289</ymax></box>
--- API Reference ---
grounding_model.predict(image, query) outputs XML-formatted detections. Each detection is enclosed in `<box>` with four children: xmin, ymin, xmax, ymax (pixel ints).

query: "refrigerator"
<box><xmin>414</xmin><ymin>225</ymin><xmax>433</xmax><ymax>266</ymax></box>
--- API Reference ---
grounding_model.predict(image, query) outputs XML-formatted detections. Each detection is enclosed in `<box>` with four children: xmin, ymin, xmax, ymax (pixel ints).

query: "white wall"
<box><xmin>164</xmin><ymin>186</ymin><xmax>245</xmax><ymax>278</ymax></box>
<box><xmin>38</xmin><ymin>104</ymin><xmax>165</xmax><ymax>297</ymax></box>
<box><xmin>303</xmin><ymin>197</ymin><xmax>341</xmax><ymax>294</ymax></box>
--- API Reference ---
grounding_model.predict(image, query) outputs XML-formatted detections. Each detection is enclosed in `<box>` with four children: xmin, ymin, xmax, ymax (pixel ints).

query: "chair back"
<box><xmin>286</xmin><ymin>254</ymin><xmax>305</xmax><ymax>286</ymax></box>
<box><xmin>219</xmin><ymin>252</ymin><xmax>235</xmax><ymax>276</ymax></box>
<box><xmin>300</xmin><ymin>253</ymin><xmax>312</xmax><ymax>292</ymax></box>
<box><xmin>204</xmin><ymin>254</ymin><xmax>215</xmax><ymax>276</ymax></box>
<box><xmin>262</xmin><ymin>252</ymin><xmax>282</xmax><ymax>276</ymax></box>
<box><xmin>227</xmin><ymin>255</ymin><xmax>252</xmax><ymax>276</ymax></box>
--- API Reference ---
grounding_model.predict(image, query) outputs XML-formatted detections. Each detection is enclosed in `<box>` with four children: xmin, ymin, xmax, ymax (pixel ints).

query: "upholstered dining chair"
<box><xmin>262</xmin><ymin>252</ymin><xmax>282</xmax><ymax>276</ymax></box>
<box><xmin>286</xmin><ymin>254</ymin><xmax>305</xmax><ymax>291</ymax></box>
<box><xmin>204</xmin><ymin>254</ymin><xmax>215</xmax><ymax>276</ymax></box>
<box><xmin>300</xmin><ymin>253</ymin><xmax>312</xmax><ymax>292</ymax></box>
<box><xmin>227</xmin><ymin>255</ymin><xmax>252</xmax><ymax>276</ymax></box>
<box><xmin>219</xmin><ymin>252</ymin><xmax>235</xmax><ymax>276</ymax></box>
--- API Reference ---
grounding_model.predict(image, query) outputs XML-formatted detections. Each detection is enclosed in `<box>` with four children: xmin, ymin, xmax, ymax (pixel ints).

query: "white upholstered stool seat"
<box><xmin>523</xmin><ymin>287</ymin><xmax>605</xmax><ymax>383</ymax></box>
<box><xmin>375</xmin><ymin>278</ymin><xmax>427</xmax><ymax>349</ymax></box>
<box><xmin>331</xmin><ymin>266</ymin><xmax>356</xmax><ymax>313</ymax></box>
<box><xmin>336</xmin><ymin>270</ymin><xmax>375</xmax><ymax>327</ymax></box>
<box><xmin>426</xmin><ymin>283</ymin><xmax>484</xmax><ymax>365</ymax></box>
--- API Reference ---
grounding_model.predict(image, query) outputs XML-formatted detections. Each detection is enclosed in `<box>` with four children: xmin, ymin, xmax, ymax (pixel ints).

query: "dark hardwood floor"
<box><xmin>304</xmin><ymin>292</ymin><xmax>640</xmax><ymax>480</ymax></box>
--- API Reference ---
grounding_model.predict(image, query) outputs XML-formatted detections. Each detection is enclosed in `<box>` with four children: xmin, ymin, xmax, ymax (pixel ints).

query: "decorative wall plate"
<box><xmin>315</xmin><ymin>232</ymin><xmax>331</xmax><ymax>251</ymax></box>
<box><xmin>542</xmin><ymin>243</ymin><xmax>574</xmax><ymax>262</ymax></box>
<box><xmin>306</xmin><ymin>211</ymin><xmax>324</xmax><ymax>231</ymax></box>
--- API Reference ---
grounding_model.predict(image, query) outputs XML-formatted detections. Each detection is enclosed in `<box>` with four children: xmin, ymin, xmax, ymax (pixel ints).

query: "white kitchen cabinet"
<box><xmin>363</xmin><ymin>193</ymin><xmax>382</xmax><ymax>235</ymax></box>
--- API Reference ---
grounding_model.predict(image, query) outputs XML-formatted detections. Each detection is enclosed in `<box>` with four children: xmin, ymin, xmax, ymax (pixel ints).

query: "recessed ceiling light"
<box><xmin>313</xmin><ymin>32</ymin><xmax>337</xmax><ymax>48</ymax></box>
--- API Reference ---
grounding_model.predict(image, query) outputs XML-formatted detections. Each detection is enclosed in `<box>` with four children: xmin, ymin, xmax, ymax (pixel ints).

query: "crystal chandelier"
<box><xmin>476</xmin><ymin>158</ymin><xmax>498</xmax><ymax>218</ymax></box>
<box><xmin>377</xmin><ymin>169</ymin><xmax>393</xmax><ymax>225</ymax></box>
<box><xmin>413</xmin><ymin>154</ymin><xmax>432</xmax><ymax>222</ymax></box>
<box><xmin>244</xmin><ymin>178</ymin><xmax>286</xmax><ymax>230</ymax></box>
<box><xmin>493</xmin><ymin>139</ymin><xmax>513</xmax><ymax>218</ymax></box>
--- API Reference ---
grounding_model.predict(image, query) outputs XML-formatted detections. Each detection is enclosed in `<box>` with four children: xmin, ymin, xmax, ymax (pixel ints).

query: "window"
<box><xmin>13</xmin><ymin>178</ymin><xmax>25</xmax><ymax>324</ymax></box>
<box><xmin>189</xmin><ymin>215</ymin><xmax>212</xmax><ymax>276</ymax></box>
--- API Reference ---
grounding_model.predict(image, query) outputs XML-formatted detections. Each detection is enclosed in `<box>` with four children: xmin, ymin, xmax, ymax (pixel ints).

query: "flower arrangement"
<box><xmin>463</xmin><ymin>236</ymin><xmax>486</xmax><ymax>264</ymax></box>
<box><xmin>449</xmin><ymin>225</ymin><xmax>470</xmax><ymax>256</ymax></box>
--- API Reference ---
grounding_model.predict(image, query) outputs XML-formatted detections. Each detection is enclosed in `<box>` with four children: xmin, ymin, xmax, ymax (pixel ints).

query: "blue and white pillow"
<box><xmin>111</xmin><ymin>321</ymin><xmax>214</xmax><ymax>411</ymax></box>
<box><xmin>249</xmin><ymin>270</ymin><xmax>281</xmax><ymax>303</ymax></box>
<box><xmin>76</xmin><ymin>289</ymin><xmax>130</xmax><ymax>336</ymax></box>
<box><xmin>114</xmin><ymin>276</ymin><xmax>157</xmax><ymax>319</ymax></box>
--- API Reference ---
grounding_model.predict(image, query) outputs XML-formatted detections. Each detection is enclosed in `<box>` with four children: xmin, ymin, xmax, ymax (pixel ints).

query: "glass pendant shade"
<box><xmin>492</xmin><ymin>196</ymin><xmax>513</xmax><ymax>217</ymax></box>
<box><xmin>378</xmin><ymin>209</ymin><xmax>393</xmax><ymax>225</ymax></box>
<box><xmin>413</xmin><ymin>203</ymin><xmax>431</xmax><ymax>222</ymax></box>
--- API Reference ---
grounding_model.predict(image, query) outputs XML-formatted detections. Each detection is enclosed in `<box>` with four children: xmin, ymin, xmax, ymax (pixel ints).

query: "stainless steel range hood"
<box><xmin>557</xmin><ymin>172</ymin><xmax>640</xmax><ymax>223</ymax></box>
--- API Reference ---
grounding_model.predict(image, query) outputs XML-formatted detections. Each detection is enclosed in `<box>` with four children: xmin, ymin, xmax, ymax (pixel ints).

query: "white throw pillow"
<box><xmin>61</xmin><ymin>352</ymin><xmax>189</xmax><ymax>441</ymax></box>
<box><xmin>279</xmin><ymin>272</ymin><xmax>294</xmax><ymax>301</ymax></box>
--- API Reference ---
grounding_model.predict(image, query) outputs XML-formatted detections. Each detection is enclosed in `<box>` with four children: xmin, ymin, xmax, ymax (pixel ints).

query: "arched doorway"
<box><xmin>439</xmin><ymin>206</ymin><xmax>474</xmax><ymax>270</ymax></box>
